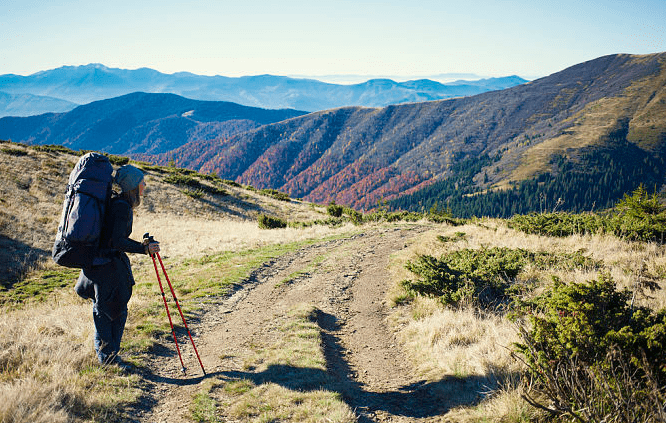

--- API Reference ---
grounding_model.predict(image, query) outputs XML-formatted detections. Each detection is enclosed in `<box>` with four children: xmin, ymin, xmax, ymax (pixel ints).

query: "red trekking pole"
<box><xmin>145</xmin><ymin>233</ymin><xmax>206</xmax><ymax>376</ymax></box>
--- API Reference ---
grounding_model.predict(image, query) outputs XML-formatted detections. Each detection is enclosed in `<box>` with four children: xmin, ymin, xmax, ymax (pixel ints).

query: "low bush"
<box><xmin>611</xmin><ymin>185</ymin><xmax>666</xmax><ymax>243</ymax></box>
<box><xmin>182</xmin><ymin>189</ymin><xmax>205</xmax><ymax>199</ymax></box>
<box><xmin>258</xmin><ymin>214</ymin><xmax>287</xmax><ymax>229</ymax></box>
<box><xmin>164</xmin><ymin>173</ymin><xmax>227</xmax><ymax>197</ymax></box>
<box><xmin>327</xmin><ymin>202</ymin><xmax>344</xmax><ymax>218</ymax></box>
<box><xmin>31</xmin><ymin>144</ymin><xmax>78</xmax><ymax>155</ymax></box>
<box><xmin>221</xmin><ymin>179</ymin><xmax>241</xmax><ymax>188</ymax></box>
<box><xmin>402</xmin><ymin>247</ymin><xmax>599</xmax><ymax>308</ymax></box>
<box><xmin>0</xmin><ymin>147</ymin><xmax>28</xmax><ymax>156</ymax></box>
<box><xmin>512</xmin><ymin>273</ymin><xmax>666</xmax><ymax>422</ymax></box>
<box><xmin>509</xmin><ymin>186</ymin><xmax>666</xmax><ymax>243</ymax></box>
<box><xmin>260</xmin><ymin>189</ymin><xmax>291</xmax><ymax>202</ymax></box>
<box><xmin>105</xmin><ymin>154</ymin><xmax>130</xmax><ymax>166</ymax></box>
<box><xmin>138</xmin><ymin>164</ymin><xmax>169</xmax><ymax>174</ymax></box>
<box><xmin>508</xmin><ymin>212</ymin><xmax>606</xmax><ymax>237</ymax></box>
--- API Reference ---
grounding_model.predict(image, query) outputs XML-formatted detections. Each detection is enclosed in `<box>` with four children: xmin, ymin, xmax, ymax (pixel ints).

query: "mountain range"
<box><xmin>137</xmin><ymin>53</ymin><xmax>666</xmax><ymax>213</ymax></box>
<box><xmin>0</xmin><ymin>64</ymin><xmax>527</xmax><ymax>116</ymax></box>
<box><xmin>1</xmin><ymin>53</ymin><xmax>664</xmax><ymax>216</ymax></box>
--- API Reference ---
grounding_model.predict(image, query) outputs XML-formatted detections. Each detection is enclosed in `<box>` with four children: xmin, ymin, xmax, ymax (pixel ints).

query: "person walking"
<box><xmin>75</xmin><ymin>164</ymin><xmax>160</xmax><ymax>370</ymax></box>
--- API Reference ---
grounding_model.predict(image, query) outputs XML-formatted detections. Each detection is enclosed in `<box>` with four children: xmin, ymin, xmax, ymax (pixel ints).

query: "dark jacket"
<box><xmin>75</xmin><ymin>195</ymin><xmax>145</xmax><ymax>320</ymax></box>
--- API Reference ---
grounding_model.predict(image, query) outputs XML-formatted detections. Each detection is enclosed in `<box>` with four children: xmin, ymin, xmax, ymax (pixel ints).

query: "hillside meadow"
<box><xmin>0</xmin><ymin>141</ymin><xmax>665</xmax><ymax>422</ymax></box>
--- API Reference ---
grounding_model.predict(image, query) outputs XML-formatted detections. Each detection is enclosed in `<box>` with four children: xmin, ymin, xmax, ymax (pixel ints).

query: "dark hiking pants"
<box><xmin>93</xmin><ymin>308</ymin><xmax>128</xmax><ymax>364</ymax></box>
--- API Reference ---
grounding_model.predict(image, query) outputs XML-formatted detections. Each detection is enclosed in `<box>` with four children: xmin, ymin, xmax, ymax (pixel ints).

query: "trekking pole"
<box><xmin>150</xmin><ymin>247</ymin><xmax>187</xmax><ymax>374</ymax></box>
<box><xmin>145</xmin><ymin>233</ymin><xmax>206</xmax><ymax>376</ymax></box>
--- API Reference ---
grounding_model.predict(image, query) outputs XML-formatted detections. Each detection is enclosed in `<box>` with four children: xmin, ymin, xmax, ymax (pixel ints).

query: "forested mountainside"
<box><xmin>142</xmin><ymin>53</ymin><xmax>666</xmax><ymax>214</ymax></box>
<box><xmin>0</xmin><ymin>92</ymin><xmax>306</xmax><ymax>154</ymax></box>
<box><xmin>0</xmin><ymin>63</ymin><xmax>527</xmax><ymax>115</ymax></box>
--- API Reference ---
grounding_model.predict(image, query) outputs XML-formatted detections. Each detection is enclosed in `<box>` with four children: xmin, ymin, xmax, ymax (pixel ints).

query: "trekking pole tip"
<box><xmin>181</xmin><ymin>367</ymin><xmax>187</xmax><ymax>374</ymax></box>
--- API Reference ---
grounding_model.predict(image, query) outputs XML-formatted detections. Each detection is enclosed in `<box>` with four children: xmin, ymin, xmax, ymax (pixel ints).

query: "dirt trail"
<box><xmin>130</xmin><ymin>224</ymin><xmax>455</xmax><ymax>422</ymax></box>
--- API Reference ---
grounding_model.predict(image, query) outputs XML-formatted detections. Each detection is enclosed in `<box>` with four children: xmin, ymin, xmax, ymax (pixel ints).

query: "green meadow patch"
<box><xmin>0</xmin><ymin>267</ymin><xmax>80</xmax><ymax>307</ymax></box>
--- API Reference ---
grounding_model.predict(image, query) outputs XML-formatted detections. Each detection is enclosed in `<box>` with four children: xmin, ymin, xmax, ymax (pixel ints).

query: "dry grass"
<box><xmin>388</xmin><ymin>218</ymin><xmax>666</xmax><ymax>422</ymax></box>
<box><xmin>0</xmin><ymin>295</ymin><xmax>142</xmax><ymax>422</ymax></box>
<box><xmin>131</xmin><ymin>214</ymin><xmax>353</xmax><ymax>260</ymax></box>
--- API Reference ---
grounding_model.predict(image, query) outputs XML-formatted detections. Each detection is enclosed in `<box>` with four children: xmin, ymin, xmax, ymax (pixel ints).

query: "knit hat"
<box><xmin>114</xmin><ymin>165</ymin><xmax>144</xmax><ymax>193</ymax></box>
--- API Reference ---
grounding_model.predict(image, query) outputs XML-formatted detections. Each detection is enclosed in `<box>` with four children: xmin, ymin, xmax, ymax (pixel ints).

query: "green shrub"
<box><xmin>260</xmin><ymin>189</ymin><xmax>291</xmax><ymax>202</ymax></box>
<box><xmin>198</xmin><ymin>172</ymin><xmax>221</xmax><ymax>182</ymax></box>
<box><xmin>31</xmin><ymin>144</ymin><xmax>78</xmax><ymax>155</ymax></box>
<box><xmin>403</xmin><ymin>247</ymin><xmax>599</xmax><ymax>308</ymax></box>
<box><xmin>258</xmin><ymin>214</ymin><xmax>287</xmax><ymax>229</ymax></box>
<box><xmin>105</xmin><ymin>154</ymin><xmax>130</xmax><ymax>166</ymax></box>
<box><xmin>221</xmin><ymin>179</ymin><xmax>241</xmax><ymax>188</ymax></box>
<box><xmin>165</xmin><ymin>173</ymin><xmax>200</xmax><ymax>187</ymax></box>
<box><xmin>508</xmin><ymin>186</ymin><xmax>666</xmax><ymax>243</ymax></box>
<box><xmin>327</xmin><ymin>202</ymin><xmax>344</xmax><ymax>217</ymax></box>
<box><xmin>344</xmin><ymin>207</ymin><xmax>364</xmax><ymax>225</ymax></box>
<box><xmin>437</xmin><ymin>232</ymin><xmax>466</xmax><ymax>243</ymax></box>
<box><xmin>171</xmin><ymin>167</ymin><xmax>197</xmax><ymax>176</ymax></box>
<box><xmin>164</xmin><ymin>173</ymin><xmax>227</xmax><ymax>197</ymax></box>
<box><xmin>513</xmin><ymin>273</ymin><xmax>666</xmax><ymax>422</ymax></box>
<box><xmin>508</xmin><ymin>212</ymin><xmax>606</xmax><ymax>237</ymax></box>
<box><xmin>610</xmin><ymin>185</ymin><xmax>666</xmax><ymax>243</ymax></box>
<box><xmin>1</xmin><ymin>147</ymin><xmax>28</xmax><ymax>156</ymax></box>
<box><xmin>182</xmin><ymin>189</ymin><xmax>205</xmax><ymax>199</ymax></box>
<box><xmin>138</xmin><ymin>164</ymin><xmax>169</xmax><ymax>174</ymax></box>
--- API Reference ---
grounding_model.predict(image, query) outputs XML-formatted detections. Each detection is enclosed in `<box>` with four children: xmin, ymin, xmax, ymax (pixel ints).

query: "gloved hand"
<box><xmin>146</xmin><ymin>241</ymin><xmax>160</xmax><ymax>255</ymax></box>
<box><xmin>142</xmin><ymin>236</ymin><xmax>160</xmax><ymax>255</ymax></box>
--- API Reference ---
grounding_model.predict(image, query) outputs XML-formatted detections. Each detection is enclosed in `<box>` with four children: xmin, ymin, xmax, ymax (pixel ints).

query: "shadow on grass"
<box><xmin>0</xmin><ymin>234</ymin><xmax>49</xmax><ymax>289</ymax></box>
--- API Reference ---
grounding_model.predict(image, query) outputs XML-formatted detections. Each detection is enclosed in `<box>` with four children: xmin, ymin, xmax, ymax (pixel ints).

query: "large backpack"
<box><xmin>52</xmin><ymin>152</ymin><xmax>114</xmax><ymax>268</ymax></box>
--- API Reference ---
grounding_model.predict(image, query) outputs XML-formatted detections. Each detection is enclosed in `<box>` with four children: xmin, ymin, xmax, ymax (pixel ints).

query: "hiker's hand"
<box><xmin>145</xmin><ymin>241</ymin><xmax>160</xmax><ymax>255</ymax></box>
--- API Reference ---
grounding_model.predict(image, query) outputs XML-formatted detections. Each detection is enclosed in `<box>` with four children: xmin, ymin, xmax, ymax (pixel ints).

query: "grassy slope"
<box><xmin>0</xmin><ymin>141</ymin><xmax>328</xmax><ymax>289</ymax></box>
<box><xmin>509</xmin><ymin>54</ymin><xmax>666</xmax><ymax>184</ymax></box>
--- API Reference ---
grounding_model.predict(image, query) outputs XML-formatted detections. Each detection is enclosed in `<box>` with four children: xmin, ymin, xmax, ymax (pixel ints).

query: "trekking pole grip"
<box><xmin>143</xmin><ymin>232</ymin><xmax>156</xmax><ymax>257</ymax></box>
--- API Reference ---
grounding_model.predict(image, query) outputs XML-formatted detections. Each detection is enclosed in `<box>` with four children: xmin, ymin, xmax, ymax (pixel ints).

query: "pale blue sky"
<box><xmin>2</xmin><ymin>0</ymin><xmax>665</xmax><ymax>81</ymax></box>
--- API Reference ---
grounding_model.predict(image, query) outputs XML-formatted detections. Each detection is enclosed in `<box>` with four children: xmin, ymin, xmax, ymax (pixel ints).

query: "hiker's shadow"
<box><xmin>219</xmin><ymin>364</ymin><xmax>500</xmax><ymax>419</ymax></box>
<box><xmin>138</xmin><ymin>311</ymin><xmax>514</xmax><ymax>419</ymax></box>
<box><xmin>214</xmin><ymin>308</ymin><xmax>513</xmax><ymax>420</ymax></box>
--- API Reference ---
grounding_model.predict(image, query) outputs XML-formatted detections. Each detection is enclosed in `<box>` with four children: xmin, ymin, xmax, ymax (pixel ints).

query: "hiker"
<box><xmin>75</xmin><ymin>164</ymin><xmax>160</xmax><ymax>369</ymax></box>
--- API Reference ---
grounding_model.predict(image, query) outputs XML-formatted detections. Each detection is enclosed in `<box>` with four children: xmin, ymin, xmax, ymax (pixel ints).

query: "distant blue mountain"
<box><xmin>0</xmin><ymin>64</ymin><xmax>528</xmax><ymax>116</ymax></box>
<box><xmin>0</xmin><ymin>91</ymin><xmax>78</xmax><ymax>117</ymax></box>
<box><xmin>0</xmin><ymin>92</ymin><xmax>307</xmax><ymax>154</ymax></box>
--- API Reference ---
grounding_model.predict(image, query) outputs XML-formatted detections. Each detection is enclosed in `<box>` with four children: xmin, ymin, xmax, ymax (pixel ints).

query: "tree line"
<box><xmin>390</xmin><ymin>140</ymin><xmax>665</xmax><ymax>218</ymax></box>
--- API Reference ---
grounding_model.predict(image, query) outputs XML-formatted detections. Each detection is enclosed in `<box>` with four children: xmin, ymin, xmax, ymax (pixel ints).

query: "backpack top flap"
<box><xmin>68</xmin><ymin>152</ymin><xmax>113</xmax><ymax>187</ymax></box>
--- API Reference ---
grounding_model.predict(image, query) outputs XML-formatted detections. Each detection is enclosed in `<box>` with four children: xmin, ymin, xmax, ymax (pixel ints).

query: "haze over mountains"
<box><xmin>1</xmin><ymin>53</ymin><xmax>665</xmax><ymax>217</ymax></box>
<box><xmin>0</xmin><ymin>64</ymin><xmax>526</xmax><ymax>117</ymax></box>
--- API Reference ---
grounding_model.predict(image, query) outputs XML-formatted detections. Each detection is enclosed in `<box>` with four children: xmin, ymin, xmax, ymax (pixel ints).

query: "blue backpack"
<box><xmin>52</xmin><ymin>152</ymin><xmax>114</xmax><ymax>268</ymax></box>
